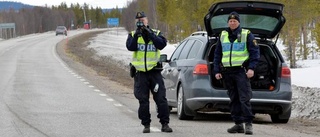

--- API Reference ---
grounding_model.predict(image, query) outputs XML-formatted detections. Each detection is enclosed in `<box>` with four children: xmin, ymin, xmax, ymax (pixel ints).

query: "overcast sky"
<box><xmin>3</xmin><ymin>0</ymin><xmax>130</xmax><ymax>9</ymax></box>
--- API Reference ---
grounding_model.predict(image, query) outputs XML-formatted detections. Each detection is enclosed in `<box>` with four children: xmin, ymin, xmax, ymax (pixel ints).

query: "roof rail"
<box><xmin>191</xmin><ymin>31</ymin><xmax>207</xmax><ymax>36</ymax></box>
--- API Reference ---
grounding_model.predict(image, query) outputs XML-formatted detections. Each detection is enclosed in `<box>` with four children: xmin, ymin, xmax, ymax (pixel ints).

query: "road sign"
<box><xmin>0</xmin><ymin>23</ymin><xmax>16</xmax><ymax>39</ymax></box>
<box><xmin>0</xmin><ymin>23</ymin><xmax>15</xmax><ymax>29</ymax></box>
<box><xmin>107</xmin><ymin>18</ymin><xmax>119</xmax><ymax>26</ymax></box>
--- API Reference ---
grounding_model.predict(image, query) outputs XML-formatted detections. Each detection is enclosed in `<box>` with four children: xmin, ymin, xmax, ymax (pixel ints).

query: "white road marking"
<box><xmin>99</xmin><ymin>93</ymin><xmax>107</xmax><ymax>97</ymax></box>
<box><xmin>127</xmin><ymin>109</ymin><xmax>134</xmax><ymax>113</ymax></box>
<box><xmin>88</xmin><ymin>85</ymin><xmax>94</xmax><ymax>88</ymax></box>
<box><xmin>114</xmin><ymin>103</ymin><xmax>123</xmax><ymax>107</ymax></box>
<box><xmin>51</xmin><ymin>40</ymin><xmax>134</xmax><ymax>119</ymax></box>
<box><xmin>150</xmin><ymin>127</ymin><xmax>161</xmax><ymax>132</ymax></box>
<box><xmin>106</xmin><ymin>98</ymin><xmax>114</xmax><ymax>101</ymax></box>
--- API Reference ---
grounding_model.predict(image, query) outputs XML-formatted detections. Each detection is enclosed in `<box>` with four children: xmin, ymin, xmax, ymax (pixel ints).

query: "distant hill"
<box><xmin>0</xmin><ymin>1</ymin><xmax>33</xmax><ymax>11</ymax></box>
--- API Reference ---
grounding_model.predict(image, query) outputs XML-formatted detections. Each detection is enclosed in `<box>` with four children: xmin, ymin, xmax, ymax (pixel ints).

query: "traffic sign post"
<box><xmin>107</xmin><ymin>18</ymin><xmax>120</xmax><ymax>35</ymax></box>
<box><xmin>107</xmin><ymin>18</ymin><xmax>119</xmax><ymax>27</ymax></box>
<box><xmin>0</xmin><ymin>23</ymin><xmax>16</xmax><ymax>39</ymax></box>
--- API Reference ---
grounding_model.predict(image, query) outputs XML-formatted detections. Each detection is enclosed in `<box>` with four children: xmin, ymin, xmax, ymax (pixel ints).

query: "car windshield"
<box><xmin>57</xmin><ymin>26</ymin><xmax>65</xmax><ymax>29</ymax></box>
<box><xmin>210</xmin><ymin>14</ymin><xmax>279</xmax><ymax>32</ymax></box>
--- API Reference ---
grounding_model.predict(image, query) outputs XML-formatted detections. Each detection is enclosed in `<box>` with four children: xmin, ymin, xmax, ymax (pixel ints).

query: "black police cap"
<box><xmin>135</xmin><ymin>11</ymin><xmax>146</xmax><ymax>19</ymax></box>
<box><xmin>228</xmin><ymin>11</ymin><xmax>240</xmax><ymax>23</ymax></box>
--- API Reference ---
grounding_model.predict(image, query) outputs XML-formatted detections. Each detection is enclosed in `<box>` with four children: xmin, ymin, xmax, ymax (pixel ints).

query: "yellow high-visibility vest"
<box><xmin>131</xmin><ymin>29</ymin><xmax>161</xmax><ymax>72</ymax></box>
<box><xmin>220</xmin><ymin>29</ymin><xmax>249</xmax><ymax>67</ymax></box>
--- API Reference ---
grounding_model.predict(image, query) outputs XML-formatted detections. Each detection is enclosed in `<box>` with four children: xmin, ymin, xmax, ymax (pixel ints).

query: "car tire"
<box><xmin>168</xmin><ymin>106</ymin><xmax>173</xmax><ymax>112</ymax></box>
<box><xmin>177</xmin><ymin>85</ymin><xmax>194</xmax><ymax>120</ymax></box>
<box><xmin>270</xmin><ymin>108</ymin><xmax>291</xmax><ymax>123</ymax></box>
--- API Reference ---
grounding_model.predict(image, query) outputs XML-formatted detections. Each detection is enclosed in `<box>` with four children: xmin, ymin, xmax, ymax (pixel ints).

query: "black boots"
<box><xmin>227</xmin><ymin>123</ymin><xmax>244</xmax><ymax>133</ymax></box>
<box><xmin>227</xmin><ymin>123</ymin><xmax>253</xmax><ymax>135</ymax></box>
<box><xmin>142</xmin><ymin>124</ymin><xmax>173</xmax><ymax>133</ymax></box>
<box><xmin>245</xmin><ymin>123</ymin><xmax>253</xmax><ymax>135</ymax></box>
<box><xmin>161</xmin><ymin>124</ymin><xmax>173</xmax><ymax>132</ymax></box>
<box><xmin>143</xmin><ymin>125</ymin><xmax>150</xmax><ymax>133</ymax></box>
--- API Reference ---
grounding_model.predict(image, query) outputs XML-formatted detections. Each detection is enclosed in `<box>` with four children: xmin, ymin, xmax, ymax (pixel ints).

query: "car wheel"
<box><xmin>177</xmin><ymin>85</ymin><xmax>194</xmax><ymax>120</ymax></box>
<box><xmin>270</xmin><ymin>108</ymin><xmax>291</xmax><ymax>123</ymax></box>
<box><xmin>168</xmin><ymin>106</ymin><xmax>173</xmax><ymax>112</ymax></box>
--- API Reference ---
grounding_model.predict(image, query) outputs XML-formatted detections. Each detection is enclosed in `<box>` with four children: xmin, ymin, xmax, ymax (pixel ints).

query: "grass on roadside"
<box><xmin>65</xmin><ymin>31</ymin><xmax>133</xmax><ymax>88</ymax></box>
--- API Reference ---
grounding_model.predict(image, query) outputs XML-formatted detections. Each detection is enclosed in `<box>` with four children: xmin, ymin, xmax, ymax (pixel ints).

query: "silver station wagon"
<box><xmin>160</xmin><ymin>1</ymin><xmax>291</xmax><ymax>123</ymax></box>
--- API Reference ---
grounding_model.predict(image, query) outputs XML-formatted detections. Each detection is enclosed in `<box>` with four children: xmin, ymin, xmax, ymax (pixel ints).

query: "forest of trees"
<box><xmin>1</xmin><ymin>0</ymin><xmax>320</xmax><ymax>68</ymax></box>
<box><xmin>122</xmin><ymin>0</ymin><xmax>320</xmax><ymax>68</ymax></box>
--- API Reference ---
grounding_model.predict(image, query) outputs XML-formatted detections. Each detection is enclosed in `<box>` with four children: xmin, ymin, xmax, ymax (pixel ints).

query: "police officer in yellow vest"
<box><xmin>213</xmin><ymin>11</ymin><xmax>260</xmax><ymax>135</ymax></box>
<box><xmin>126</xmin><ymin>11</ymin><xmax>173</xmax><ymax>133</ymax></box>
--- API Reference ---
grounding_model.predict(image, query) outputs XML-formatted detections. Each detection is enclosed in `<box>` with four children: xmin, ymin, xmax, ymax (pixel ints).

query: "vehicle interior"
<box><xmin>206</xmin><ymin>39</ymin><xmax>279</xmax><ymax>91</ymax></box>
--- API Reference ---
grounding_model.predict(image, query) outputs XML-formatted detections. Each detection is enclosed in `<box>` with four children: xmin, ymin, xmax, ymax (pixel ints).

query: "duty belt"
<box><xmin>222</xmin><ymin>66</ymin><xmax>244</xmax><ymax>71</ymax></box>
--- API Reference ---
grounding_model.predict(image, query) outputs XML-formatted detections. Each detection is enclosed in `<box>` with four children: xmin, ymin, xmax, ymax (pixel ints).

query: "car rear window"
<box><xmin>210</xmin><ymin>14</ymin><xmax>279</xmax><ymax>32</ymax></box>
<box><xmin>57</xmin><ymin>26</ymin><xmax>65</xmax><ymax>29</ymax></box>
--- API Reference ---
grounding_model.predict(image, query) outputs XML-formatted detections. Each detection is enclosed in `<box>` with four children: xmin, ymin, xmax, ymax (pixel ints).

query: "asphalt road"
<box><xmin>0</xmin><ymin>31</ymin><xmax>140</xmax><ymax>137</ymax></box>
<box><xmin>0</xmin><ymin>30</ymin><xmax>318</xmax><ymax>137</ymax></box>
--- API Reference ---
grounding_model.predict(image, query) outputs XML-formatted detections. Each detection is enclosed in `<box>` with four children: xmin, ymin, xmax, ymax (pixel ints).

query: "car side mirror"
<box><xmin>159</xmin><ymin>54</ymin><xmax>168</xmax><ymax>62</ymax></box>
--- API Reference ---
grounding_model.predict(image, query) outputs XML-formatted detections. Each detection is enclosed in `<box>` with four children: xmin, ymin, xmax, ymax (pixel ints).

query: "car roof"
<box><xmin>204</xmin><ymin>1</ymin><xmax>285</xmax><ymax>38</ymax></box>
<box><xmin>189</xmin><ymin>32</ymin><xmax>207</xmax><ymax>42</ymax></box>
<box><xmin>180</xmin><ymin>32</ymin><xmax>208</xmax><ymax>59</ymax></box>
<box><xmin>190</xmin><ymin>31</ymin><xmax>207</xmax><ymax>36</ymax></box>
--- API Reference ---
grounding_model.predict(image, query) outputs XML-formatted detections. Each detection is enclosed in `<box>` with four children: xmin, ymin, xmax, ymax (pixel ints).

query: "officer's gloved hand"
<box><xmin>134</xmin><ymin>28</ymin><xmax>142</xmax><ymax>37</ymax></box>
<box><xmin>143</xmin><ymin>27</ymin><xmax>153</xmax><ymax>34</ymax></box>
<box><xmin>129</xmin><ymin>63</ymin><xmax>136</xmax><ymax>78</ymax></box>
<box><xmin>143</xmin><ymin>27</ymin><xmax>156</xmax><ymax>40</ymax></box>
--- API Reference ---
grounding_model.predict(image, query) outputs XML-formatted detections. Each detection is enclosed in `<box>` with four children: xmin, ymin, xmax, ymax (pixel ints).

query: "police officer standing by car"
<box><xmin>213</xmin><ymin>11</ymin><xmax>260</xmax><ymax>135</ymax></box>
<box><xmin>126</xmin><ymin>11</ymin><xmax>173</xmax><ymax>133</ymax></box>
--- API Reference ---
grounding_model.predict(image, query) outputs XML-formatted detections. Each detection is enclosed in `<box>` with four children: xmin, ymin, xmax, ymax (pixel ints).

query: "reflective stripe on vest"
<box><xmin>220</xmin><ymin>29</ymin><xmax>249</xmax><ymax>67</ymax></box>
<box><xmin>131</xmin><ymin>29</ymin><xmax>161</xmax><ymax>72</ymax></box>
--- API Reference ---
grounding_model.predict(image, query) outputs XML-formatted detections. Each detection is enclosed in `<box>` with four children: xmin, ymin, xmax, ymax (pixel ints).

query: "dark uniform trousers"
<box><xmin>222</xmin><ymin>67</ymin><xmax>254</xmax><ymax>124</ymax></box>
<box><xmin>133</xmin><ymin>69</ymin><xmax>170</xmax><ymax>126</ymax></box>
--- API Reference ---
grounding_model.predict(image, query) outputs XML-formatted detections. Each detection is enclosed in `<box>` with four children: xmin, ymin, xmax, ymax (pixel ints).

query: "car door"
<box><xmin>164</xmin><ymin>39</ymin><xmax>195</xmax><ymax>104</ymax></box>
<box><xmin>163</xmin><ymin>40</ymin><xmax>186</xmax><ymax>103</ymax></box>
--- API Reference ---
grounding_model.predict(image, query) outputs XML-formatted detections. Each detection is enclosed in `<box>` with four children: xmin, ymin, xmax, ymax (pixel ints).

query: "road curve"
<box><xmin>0</xmin><ymin>31</ymin><xmax>139</xmax><ymax>137</ymax></box>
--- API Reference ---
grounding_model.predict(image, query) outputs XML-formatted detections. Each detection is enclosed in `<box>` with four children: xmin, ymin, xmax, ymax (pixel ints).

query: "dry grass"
<box><xmin>65</xmin><ymin>31</ymin><xmax>133</xmax><ymax>88</ymax></box>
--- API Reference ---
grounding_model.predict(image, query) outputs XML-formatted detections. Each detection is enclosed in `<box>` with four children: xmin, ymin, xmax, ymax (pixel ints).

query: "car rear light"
<box><xmin>193</xmin><ymin>64</ymin><xmax>208</xmax><ymax>75</ymax></box>
<box><xmin>281</xmin><ymin>66</ymin><xmax>291</xmax><ymax>78</ymax></box>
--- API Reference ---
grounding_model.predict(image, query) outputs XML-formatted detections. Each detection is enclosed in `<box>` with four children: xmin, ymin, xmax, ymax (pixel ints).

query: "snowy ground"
<box><xmin>87</xmin><ymin>28</ymin><xmax>320</xmax><ymax>119</ymax></box>
<box><xmin>87</xmin><ymin>28</ymin><xmax>176</xmax><ymax>68</ymax></box>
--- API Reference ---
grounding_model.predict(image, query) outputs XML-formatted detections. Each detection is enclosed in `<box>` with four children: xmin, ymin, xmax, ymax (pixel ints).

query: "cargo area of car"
<box><xmin>207</xmin><ymin>40</ymin><xmax>279</xmax><ymax>91</ymax></box>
